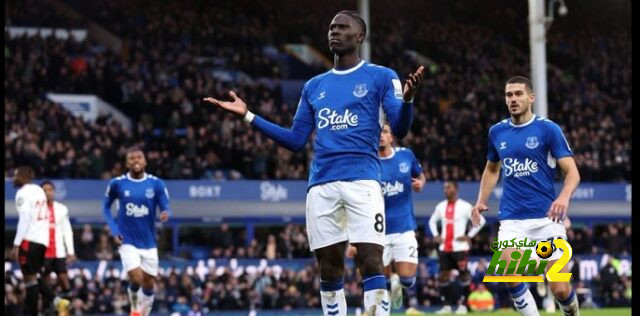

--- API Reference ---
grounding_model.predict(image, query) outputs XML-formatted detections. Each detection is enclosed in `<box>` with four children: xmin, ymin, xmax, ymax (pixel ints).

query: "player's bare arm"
<box><xmin>411</xmin><ymin>172</ymin><xmax>426</xmax><ymax>192</ymax></box>
<box><xmin>547</xmin><ymin>157</ymin><xmax>580</xmax><ymax>223</ymax></box>
<box><xmin>403</xmin><ymin>66</ymin><xmax>425</xmax><ymax>102</ymax></box>
<box><xmin>203</xmin><ymin>91</ymin><xmax>248</xmax><ymax>117</ymax></box>
<box><xmin>10</xmin><ymin>246</ymin><xmax>19</xmax><ymax>261</ymax></box>
<box><xmin>472</xmin><ymin>160</ymin><xmax>501</xmax><ymax>227</ymax></box>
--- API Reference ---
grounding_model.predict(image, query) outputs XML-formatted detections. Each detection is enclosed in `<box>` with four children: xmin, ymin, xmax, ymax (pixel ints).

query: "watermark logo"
<box><xmin>483</xmin><ymin>238</ymin><xmax>573</xmax><ymax>282</ymax></box>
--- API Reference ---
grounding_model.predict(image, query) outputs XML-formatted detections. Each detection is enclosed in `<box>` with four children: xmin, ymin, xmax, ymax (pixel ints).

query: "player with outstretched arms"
<box><xmin>40</xmin><ymin>180</ymin><xmax>75</xmax><ymax>315</ymax></box>
<box><xmin>103</xmin><ymin>149</ymin><xmax>171</xmax><ymax>316</ymax></box>
<box><xmin>10</xmin><ymin>166</ymin><xmax>70</xmax><ymax>316</ymax></box>
<box><xmin>471</xmin><ymin>76</ymin><xmax>581</xmax><ymax>316</ymax></box>
<box><xmin>203</xmin><ymin>10</ymin><xmax>424</xmax><ymax>316</ymax></box>
<box><xmin>429</xmin><ymin>181</ymin><xmax>485</xmax><ymax>314</ymax></box>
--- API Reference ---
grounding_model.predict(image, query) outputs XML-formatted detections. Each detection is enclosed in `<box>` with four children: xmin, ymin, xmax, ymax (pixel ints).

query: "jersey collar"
<box><xmin>331</xmin><ymin>60</ymin><xmax>365</xmax><ymax>75</ymax></box>
<box><xmin>126</xmin><ymin>172</ymin><xmax>148</xmax><ymax>182</ymax></box>
<box><xmin>509</xmin><ymin>114</ymin><xmax>536</xmax><ymax>128</ymax></box>
<box><xmin>379</xmin><ymin>147</ymin><xmax>396</xmax><ymax>160</ymax></box>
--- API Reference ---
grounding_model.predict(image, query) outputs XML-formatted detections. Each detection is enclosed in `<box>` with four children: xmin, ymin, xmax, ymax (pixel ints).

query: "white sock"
<box><xmin>557</xmin><ymin>289</ymin><xmax>579</xmax><ymax>316</ymax></box>
<box><xmin>140</xmin><ymin>290</ymin><xmax>155</xmax><ymax>316</ymax></box>
<box><xmin>509</xmin><ymin>283</ymin><xmax>539</xmax><ymax>316</ymax></box>
<box><xmin>363</xmin><ymin>289</ymin><xmax>390</xmax><ymax>316</ymax></box>
<box><xmin>320</xmin><ymin>288</ymin><xmax>347</xmax><ymax>316</ymax></box>
<box><xmin>127</xmin><ymin>286</ymin><xmax>140</xmax><ymax>312</ymax></box>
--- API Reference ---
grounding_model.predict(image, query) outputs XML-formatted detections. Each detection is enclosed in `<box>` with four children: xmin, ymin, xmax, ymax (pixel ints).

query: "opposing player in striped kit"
<box><xmin>429</xmin><ymin>181</ymin><xmax>485</xmax><ymax>314</ymax></box>
<box><xmin>41</xmin><ymin>180</ymin><xmax>75</xmax><ymax>314</ymax></box>
<box><xmin>10</xmin><ymin>166</ymin><xmax>70</xmax><ymax>316</ymax></box>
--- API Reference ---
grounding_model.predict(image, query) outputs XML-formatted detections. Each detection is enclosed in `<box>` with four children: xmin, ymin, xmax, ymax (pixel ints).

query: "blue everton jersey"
<box><xmin>380</xmin><ymin>147</ymin><xmax>423</xmax><ymax>234</ymax></box>
<box><xmin>487</xmin><ymin>115</ymin><xmax>573</xmax><ymax>220</ymax></box>
<box><xmin>293</xmin><ymin>60</ymin><xmax>406</xmax><ymax>188</ymax></box>
<box><xmin>103</xmin><ymin>173</ymin><xmax>171</xmax><ymax>248</ymax></box>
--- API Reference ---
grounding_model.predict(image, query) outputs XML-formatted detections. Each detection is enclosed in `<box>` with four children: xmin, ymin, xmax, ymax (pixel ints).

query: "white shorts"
<box><xmin>498</xmin><ymin>218</ymin><xmax>567</xmax><ymax>261</ymax></box>
<box><xmin>306</xmin><ymin>180</ymin><xmax>386</xmax><ymax>251</ymax></box>
<box><xmin>118</xmin><ymin>244</ymin><xmax>159</xmax><ymax>277</ymax></box>
<box><xmin>383</xmin><ymin>230</ymin><xmax>419</xmax><ymax>266</ymax></box>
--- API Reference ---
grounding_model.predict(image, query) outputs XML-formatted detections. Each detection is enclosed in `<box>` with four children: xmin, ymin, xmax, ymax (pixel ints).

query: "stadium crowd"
<box><xmin>4</xmin><ymin>0</ymin><xmax>631</xmax><ymax>182</ymax></box>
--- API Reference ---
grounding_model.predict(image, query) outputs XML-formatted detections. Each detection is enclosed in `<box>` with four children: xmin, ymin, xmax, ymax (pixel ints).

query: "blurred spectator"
<box><xmin>95</xmin><ymin>233</ymin><xmax>115</xmax><ymax>260</ymax></box>
<box><xmin>467</xmin><ymin>283</ymin><xmax>494</xmax><ymax>312</ymax></box>
<box><xmin>4</xmin><ymin>0</ymin><xmax>630</xmax><ymax>182</ymax></box>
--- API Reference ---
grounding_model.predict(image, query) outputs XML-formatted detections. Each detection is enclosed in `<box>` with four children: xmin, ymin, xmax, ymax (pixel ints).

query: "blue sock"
<box><xmin>557</xmin><ymin>289</ymin><xmax>576</xmax><ymax>306</ymax></box>
<box><xmin>129</xmin><ymin>284</ymin><xmax>140</xmax><ymax>292</ymax></box>
<box><xmin>508</xmin><ymin>282</ymin><xmax>527</xmax><ymax>299</ymax></box>
<box><xmin>362</xmin><ymin>273</ymin><xmax>386</xmax><ymax>291</ymax></box>
<box><xmin>400</xmin><ymin>276</ymin><xmax>416</xmax><ymax>288</ymax></box>
<box><xmin>320</xmin><ymin>279</ymin><xmax>344</xmax><ymax>292</ymax></box>
<box><xmin>142</xmin><ymin>288</ymin><xmax>154</xmax><ymax>296</ymax></box>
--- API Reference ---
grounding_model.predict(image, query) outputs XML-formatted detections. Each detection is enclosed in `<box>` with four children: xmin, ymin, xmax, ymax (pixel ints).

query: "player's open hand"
<box><xmin>66</xmin><ymin>254</ymin><xmax>76</xmax><ymax>264</ymax></box>
<box><xmin>403</xmin><ymin>66</ymin><xmax>425</xmax><ymax>102</ymax></box>
<box><xmin>433</xmin><ymin>236</ymin><xmax>443</xmax><ymax>244</ymax></box>
<box><xmin>471</xmin><ymin>203</ymin><xmax>489</xmax><ymax>227</ymax></box>
<box><xmin>203</xmin><ymin>91</ymin><xmax>248</xmax><ymax>117</ymax></box>
<box><xmin>411</xmin><ymin>177</ymin><xmax>424</xmax><ymax>192</ymax></box>
<box><xmin>547</xmin><ymin>196</ymin><xmax>569</xmax><ymax>223</ymax></box>
<box><xmin>159</xmin><ymin>211</ymin><xmax>170</xmax><ymax>222</ymax></box>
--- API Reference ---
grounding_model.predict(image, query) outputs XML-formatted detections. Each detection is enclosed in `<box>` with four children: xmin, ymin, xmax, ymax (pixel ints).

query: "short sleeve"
<box><xmin>410</xmin><ymin>150</ymin><xmax>423</xmax><ymax>177</ymax></box>
<box><xmin>156</xmin><ymin>179</ymin><xmax>171</xmax><ymax>212</ymax></box>
<box><xmin>15</xmin><ymin>191</ymin><xmax>28</xmax><ymax>214</ymax></box>
<box><xmin>548</xmin><ymin>123</ymin><xmax>573</xmax><ymax>159</ymax></box>
<box><xmin>105</xmin><ymin>179</ymin><xmax>118</xmax><ymax>199</ymax></box>
<box><xmin>487</xmin><ymin>127</ymin><xmax>500</xmax><ymax>162</ymax></box>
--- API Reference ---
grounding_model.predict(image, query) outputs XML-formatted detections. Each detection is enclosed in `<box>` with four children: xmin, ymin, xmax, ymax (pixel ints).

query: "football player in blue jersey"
<box><xmin>204</xmin><ymin>10</ymin><xmax>424</xmax><ymax>316</ymax></box>
<box><xmin>103</xmin><ymin>148</ymin><xmax>171</xmax><ymax>316</ymax></box>
<box><xmin>378</xmin><ymin>122</ymin><xmax>425</xmax><ymax>311</ymax></box>
<box><xmin>471</xmin><ymin>76</ymin><xmax>580</xmax><ymax>316</ymax></box>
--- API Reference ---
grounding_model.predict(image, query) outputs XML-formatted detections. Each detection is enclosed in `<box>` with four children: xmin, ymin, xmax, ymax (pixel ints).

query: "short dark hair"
<box><xmin>445</xmin><ymin>180</ymin><xmax>458</xmax><ymax>189</ymax></box>
<box><xmin>336</xmin><ymin>10</ymin><xmax>367</xmax><ymax>37</ymax></box>
<box><xmin>41</xmin><ymin>180</ymin><xmax>55</xmax><ymax>189</ymax></box>
<box><xmin>15</xmin><ymin>165</ymin><xmax>35</xmax><ymax>181</ymax></box>
<box><xmin>126</xmin><ymin>147</ymin><xmax>144</xmax><ymax>156</ymax></box>
<box><xmin>506</xmin><ymin>76</ymin><xmax>533</xmax><ymax>94</ymax></box>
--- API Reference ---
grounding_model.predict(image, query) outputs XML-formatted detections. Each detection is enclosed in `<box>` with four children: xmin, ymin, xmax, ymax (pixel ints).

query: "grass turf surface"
<box><xmin>388</xmin><ymin>307</ymin><xmax>631</xmax><ymax>316</ymax></box>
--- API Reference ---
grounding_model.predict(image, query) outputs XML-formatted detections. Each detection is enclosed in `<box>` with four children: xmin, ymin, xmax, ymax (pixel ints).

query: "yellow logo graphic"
<box><xmin>482</xmin><ymin>239</ymin><xmax>573</xmax><ymax>283</ymax></box>
<box><xmin>535</xmin><ymin>241</ymin><xmax>554</xmax><ymax>259</ymax></box>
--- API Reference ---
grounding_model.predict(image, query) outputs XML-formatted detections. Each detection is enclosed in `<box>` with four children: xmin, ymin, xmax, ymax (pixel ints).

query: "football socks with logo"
<box><xmin>320</xmin><ymin>279</ymin><xmax>347</xmax><ymax>316</ymax></box>
<box><xmin>557</xmin><ymin>289</ymin><xmax>579</xmax><ymax>316</ymax></box>
<box><xmin>509</xmin><ymin>282</ymin><xmax>540</xmax><ymax>316</ymax></box>
<box><xmin>363</xmin><ymin>274</ymin><xmax>390</xmax><ymax>316</ymax></box>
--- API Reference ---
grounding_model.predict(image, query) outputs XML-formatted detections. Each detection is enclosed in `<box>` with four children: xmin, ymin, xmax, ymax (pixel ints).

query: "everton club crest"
<box><xmin>525</xmin><ymin>136</ymin><xmax>539</xmax><ymax>149</ymax></box>
<box><xmin>353</xmin><ymin>84</ymin><xmax>368</xmax><ymax>98</ymax></box>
